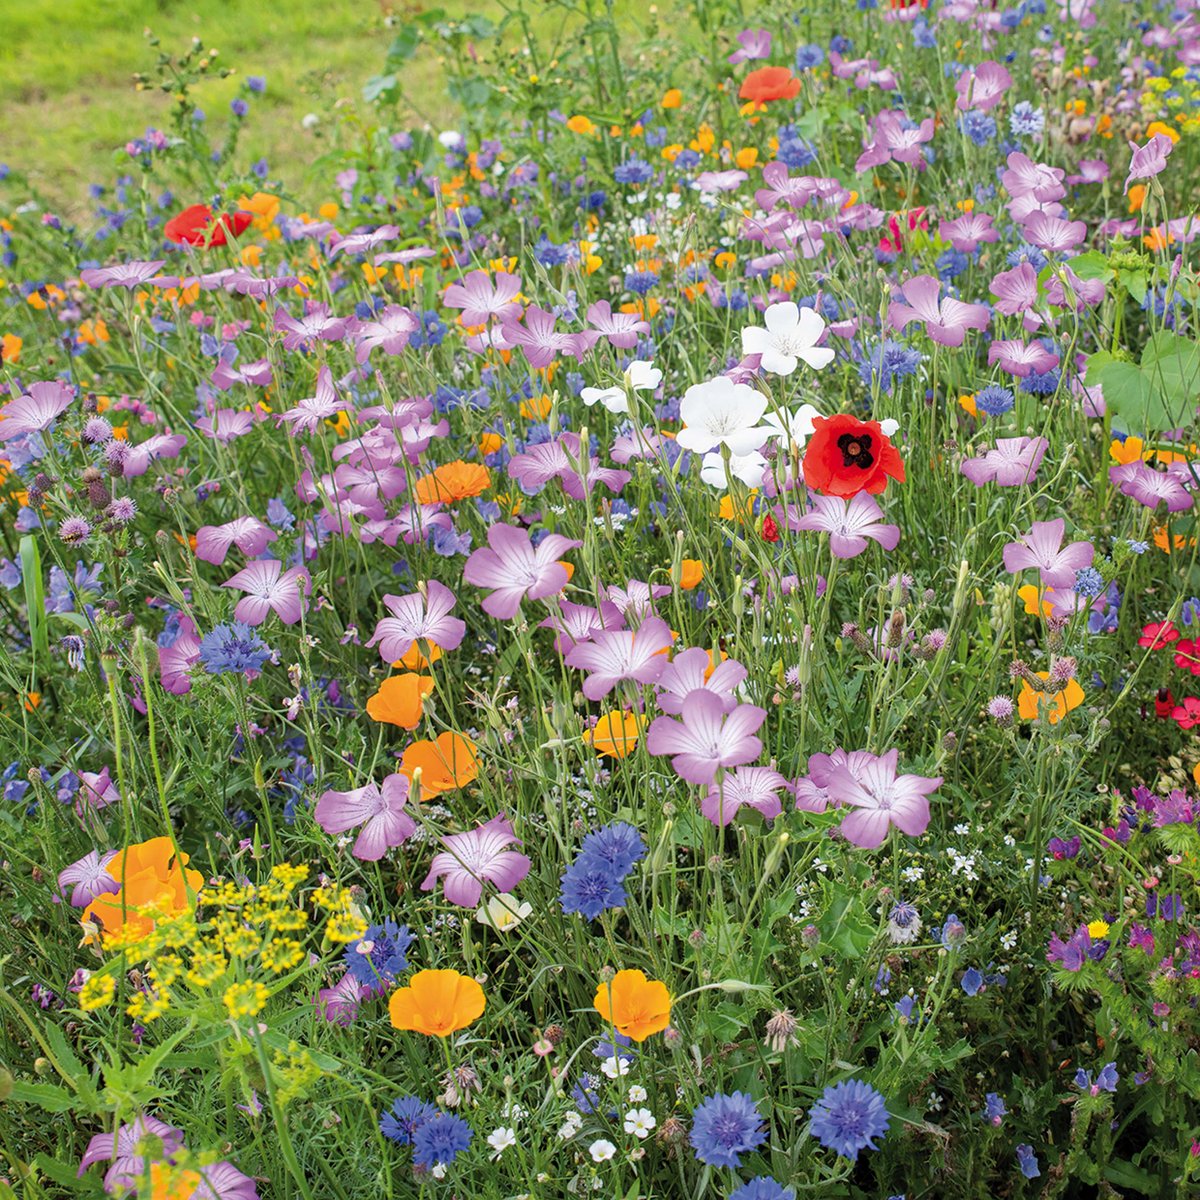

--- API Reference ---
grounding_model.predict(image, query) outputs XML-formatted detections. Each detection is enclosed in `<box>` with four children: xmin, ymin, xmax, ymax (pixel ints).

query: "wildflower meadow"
<box><xmin>3</xmin><ymin>0</ymin><xmax>1200</xmax><ymax>1196</ymax></box>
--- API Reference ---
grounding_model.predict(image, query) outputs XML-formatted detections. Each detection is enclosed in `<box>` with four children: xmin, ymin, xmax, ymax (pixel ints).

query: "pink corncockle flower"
<box><xmin>1008</xmin><ymin>194</ymin><xmax>1066</xmax><ymax>225</ymax></box>
<box><xmin>507</xmin><ymin>434</ymin><xmax>631</xmax><ymax>499</ymax></box>
<box><xmin>888</xmin><ymin>275</ymin><xmax>990</xmax><ymax>347</ymax></box>
<box><xmin>368</xmin><ymin>504</ymin><xmax>452</xmax><ymax>547</ymax></box>
<box><xmin>696</xmin><ymin>169</ymin><xmax>749</xmax><ymax>193</ymax></box>
<box><xmin>540</xmin><ymin>598</ymin><xmax>626</xmax><ymax>654</ymax></box>
<box><xmin>77</xmin><ymin>1116</ymin><xmax>185</xmax><ymax>1191</ymax></box>
<box><xmin>701</xmin><ymin>766</ymin><xmax>786</xmax><ymax>827</ymax></box>
<box><xmin>462</xmin><ymin>523</ymin><xmax>581</xmax><ymax>619</ymax></box>
<box><xmin>1109</xmin><ymin>461</ymin><xmax>1194</xmax><ymax>513</ymax></box>
<box><xmin>197</xmin><ymin>409</ymin><xmax>257</xmax><ymax>442</ymax></box>
<box><xmin>960</xmin><ymin>437</ymin><xmax>1049</xmax><ymax>487</ymax></box>
<box><xmin>421</xmin><ymin>813</ymin><xmax>531</xmax><ymax>908</ymax></box>
<box><xmin>585</xmin><ymin>299</ymin><xmax>650</xmax><ymax>349</ymax></box>
<box><xmin>317</xmin><ymin>971</ymin><xmax>368</xmax><ymax>1026</ymax></box>
<box><xmin>1125</xmin><ymin>134</ymin><xmax>1174</xmax><ymax>192</ymax></box>
<box><xmin>1067</xmin><ymin>159</ymin><xmax>1109</xmax><ymax>185</ymax></box>
<box><xmin>353</xmin><ymin>304</ymin><xmax>419</xmax><ymax>363</ymax></box>
<box><xmin>222</xmin><ymin>559</ymin><xmax>311</xmax><ymax>626</ymax></box>
<box><xmin>1021</xmin><ymin>212</ymin><xmax>1088</xmax><ymax>254</ymax></box>
<box><xmin>1044</xmin><ymin>265</ymin><xmax>1106</xmax><ymax>309</ymax></box>
<box><xmin>603</xmin><ymin>579</ymin><xmax>672</xmax><ymax>620</ymax></box>
<box><xmin>791</xmin><ymin>492</ymin><xmax>900</xmax><ymax>559</ymax></box>
<box><xmin>855</xmin><ymin>111</ymin><xmax>935</xmax><ymax>172</ymax></box>
<box><xmin>564</xmin><ymin>615</ymin><xmax>673</xmax><ymax>700</ymax></box>
<box><xmin>191</xmin><ymin>1161</ymin><xmax>259</xmax><ymax>1200</ymax></box>
<box><xmin>80</xmin><ymin>260</ymin><xmax>167</xmax><ymax>289</ymax></box>
<box><xmin>987</xmin><ymin>339</ymin><xmax>1059</xmax><ymax>378</ymax></box>
<box><xmin>829</xmin><ymin>50</ymin><xmax>898</xmax><ymax>90</ymax></box>
<box><xmin>754</xmin><ymin>161</ymin><xmax>817</xmax><ymax>211</ymax></box>
<box><xmin>314</xmin><ymin>773</ymin><xmax>416</xmax><ymax>861</ymax></box>
<box><xmin>939</xmin><ymin>211</ymin><xmax>999</xmax><ymax>253</ymax></box>
<box><xmin>373</xmin><ymin>246</ymin><xmax>435</xmax><ymax>267</ymax></box>
<box><xmin>210</xmin><ymin>354</ymin><xmax>273</xmax><ymax>392</ymax></box>
<box><xmin>195</xmin><ymin>517</ymin><xmax>277</xmax><ymax>565</ymax></box>
<box><xmin>676</xmin><ymin>375</ymin><xmax>771</xmax><ymax>455</ymax></box>
<box><xmin>273</xmin><ymin>303</ymin><xmax>348</xmax><ymax>350</ymax></box>
<box><xmin>788</xmin><ymin>750</ymin><xmax>842</xmax><ymax>813</ymax></box>
<box><xmin>159</xmin><ymin>615</ymin><xmax>201</xmax><ymax>695</ymax></box>
<box><xmin>989</xmin><ymin>262</ymin><xmax>1039</xmax><ymax>316</ymax></box>
<box><xmin>610</xmin><ymin>426</ymin><xmax>664</xmax><ymax>465</ymax></box>
<box><xmin>330</xmin><ymin>224</ymin><xmax>401</xmax><ymax>257</ymax></box>
<box><xmin>1001</xmin><ymin>153</ymin><xmax>1066</xmax><ymax>202</ymax></box>
<box><xmin>121</xmin><ymin>433</ymin><xmax>188</xmax><ymax>478</ymax></box>
<box><xmin>0</xmin><ymin>380</ymin><xmax>74</xmax><ymax>441</ymax></box>
<box><xmin>58</xmin><ymin>850</ymin><xmax>119</xmax><ymax>907</ymax></box>
<box><xmin>76</xmin><ymin>768</ymin><xmax>120</xmax><ymax>817</ymax></box>
<box><xmin>502</xmin><ymin>304</ymin><xmax>590</xmax><ymax>368</ymax></box>
<box><xmin>955</xmin><ymin>60</ymin><xmax>1013</xmax><ymax>110</ymax></box>
<box><xmin>655</xmin><ymin>648</ymin><xmax>748</xmax><ymax>716</ymax></box>
<box><xmin>444</xmin><ymin>269</ymin><xmax>522</xmax><ymax>325</ymax></box>
<box><xmin>276</xmin><ymin>367</ymin><xmax>343</xmax><ymax>436</ymax></box>
<box><xmin>727</xmin><ymin>27</ymin><xmax>772</xmax><ymax>64</ymax></box>
<box><xmin>1003</xmin><ymin>518</ymin><xmax>1095</xmax><ymax>588</ymax></box>
<box><xmin>645</xmin><ymin>690</ymin><xmax>766</xmax><ymax>786</ymax></box>
<box><xmin>366</xmin><ymin>580</ymin><xmax>466</xmax><ymax>663</ymax></box>
<box><xmin>823</xmin><ymin>748</ymin><xmax>942</xmax><ymax>849</ymax></box>
<box><xmin>741</xmin><ymin>301</ymin><xmax>835</xmax><ymax>375</ymax></box>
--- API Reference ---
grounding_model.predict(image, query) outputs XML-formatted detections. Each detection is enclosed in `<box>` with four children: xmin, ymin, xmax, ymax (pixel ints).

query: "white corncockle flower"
<box><xmin>589</xmin><ymin>1139</ymin><xmax>617</xmax><ymax>1163</ymax></box>
<box><xmin>627</xmin><ymin>1084</ymin><xmax>648</xmax><ymax>1103</ymax></box>
<box><xmin>741</xmin><ymin>301</ymin><xmax>835</xmax><ymax>376</ymax></box>
<box><xmin>676</xmin><ymin>375</ymin><xmax>770</xmax><ymax>455</ymax></box>
<box><xmin>600</xmin><ymin>1054</ymin><xmax>631</xmax><ymax>1079</ymax></box>
<box><xmin>624</xmin><ymin>1108</ymin><xmax>657</xmax><ymax>1139</ymax></box>
<box><xmin>762</xmin><ymin>403</ymin><xmax>821</xmax><ymax>450</ymax></box>
<box><xmin>438</xmin><ymin>130</ymin><xmax>465</xmax><ymax>149</ymax></box>
<box><xmin>488</xmin><ymin>1127</ymin><xmax>517</xmax><ymax>1159</ymax></box>
<box><xmin>700</xmin><ymin>449</ymin><xmax>768</xmax><ymax>490</ymax></box>
<box><xmin>581</xmin><ymin>360</ymin><xmax>662</xmax><ymax>415</ymax></box>
<box><xmin>476</xmin><ymin>893</ymin><xmax>533</xmax><ymax>932</ymax></box>
<box><xmin>880</xmin><ymin>417</ymin><xmax>900</xmax><ymax>437</ymax></box>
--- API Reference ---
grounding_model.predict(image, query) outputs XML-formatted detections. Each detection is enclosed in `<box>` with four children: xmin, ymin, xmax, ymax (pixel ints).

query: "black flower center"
<box><xmin>836</xmin><ymin>432</ymin><xmax>875</xmax><ymax>470</ymax></box>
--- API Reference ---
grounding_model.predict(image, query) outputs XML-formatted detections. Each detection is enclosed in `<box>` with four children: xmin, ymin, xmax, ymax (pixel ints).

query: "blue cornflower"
<box><xmin>1074</xmin><ymin>567</ymin><xmax>1105</xmax><ymax>597</ymax></box>
<box><xmin>936</xmin><ymin>248</ymin><xmax>969</xmax><ymax>281</ymax></box>
<box><xmin>230</xmin><ymin>98</ymin><xmax>248</xmax><ymax>117</ymax></box>
<box><xmin>614</xmin><ymin>157</ymin><xmax>653</xmax><ymax>185</ymax></box>
<box><xmin>1016</xmin><ymin>1144</ymin><xmax>1041</xmax><ymax>1178</ymax></box>
<box><xmin>344</xmin><ymin>920</ymin><xmax>414</xmax><ymax>990</ymax></box>
<box><xmin>809</xmin><ymin>1080</ymin><xmax>890</xmax><ymax>1159</ymax></box>
<box><xmin>624</xmin><ymin>269</ymin><xmax>658</xmax><ymax>295</ymax></box>
<box><xmin>411</xmin><ymin>1111</ymin><xmax>472</xmax><ymax>1169</ymax></box>
<box><xmin>247</xmin><ymin>76</ymin><xmax>266</xmax><ymax>93</ymax></box>
<box><xmin>559</xmin><ymin>862</ymin><xmax>627</xmax><ymax>919</ymax></box>
<box><xmin>380</xmin><ymin>1095</ymin><xmax>436</xmax><ymax>1144</ymax></box>
<box><xmin>1009</xmin><ymin>101</ymin><xmax>1045</xmax><ymax>137</ymax></box>
<box><xmin>572</xmin><ymin>1072</ymin><xmax>601</xmax><ymax>1113</ymax></box>
<box><xmin>795</xmin><ymin>44</ymin><xmax>825</xmax><ymax>69</ymax></box>
<box><xmin>689</xmin><ymin>1091</ymin><xmax>767</xmax><ymax>1168</ymax></box>
<box><xmin>960</xmin><ymin>967</ymin><xmax>984</xmax><ymax>996</ymax></box>
<box><xmin>912</xmin><ymin>18</ymin><xmax>937</xmax><ymax>48</ymax></box>
<box><xmin>983</xmin><ymin>1093</ymin><xmax>1007</xmax><ymax>1125</ymax></box>
<box><xmin>941</xmin><ymin>913</ymin><xmax>967</xmax><ymax>950</ymax></box>
<box><xmin>199</xmin><ymin>622</ymin><xmax>272</xmax><ymax>676</ymax></box>
<box><xmin>857</xmin><ymin>339</ymin><xmax>923</xmax><ymax>394</ymax></box>
<box><xmin>1127</xmin><ymin>539</ymin><xmax>1149</xmax><ymax>555</ymax></box>
<box><xmin>976</xmin><ymin>385</ymin><xmax>1014</xmax><ymax>416</ymax></box>
<box><xmin>959</xmin><ymin>110</ymin><xmax>997</xmax><ymax>145</ymax></box>
<box><xmin>776</xmin><ymin>127</ymin><xmax>817</xmax><ymax>169</ymax></box>
<box><xmin>1006</xmin><ymin>244</ymin><xmax>1048</xmax><ymax>270</ymax></box>
<box><xmin>730</xmin><ymin>1178</ymin><xmax>796</xmax><ymax>1200</ymax></box>
<box><xmin>1182</xmin><ymin>596</ymin><xmax>1200</xmax><ymax>626</ymax></box>
<box><xmin>1020</xmin><ymin>367</ymin><xmax>1061</xmax><ymax>396</ymax></box>
<box><xmin>577</xmin><ymin>822</ymin><xmax>646</xmax><ymax>878</ymax></box>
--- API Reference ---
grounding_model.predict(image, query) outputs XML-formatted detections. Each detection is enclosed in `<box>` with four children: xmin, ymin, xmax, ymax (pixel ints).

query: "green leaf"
<box><xmin>9</xmin><ymin>1079</ymin><xmax>76</xmax><ymax>1113</ymax></box>
<box><xmin>362</xmin><ymin>74</ymin><xmax>398</xmax><ymax>104</ymax></box>
<box><xmin>1103</xmin><ymin>1159</ymin><xmax>1157</xmax><ymax>1194</ymax></box>
<box><xmin>33</xmin><ymin>1154</ymin><xmax>85</xmax><ymax>1188</ymax></box>
<box><xmin>20</xmin><ymin>534</ymin><xmax>48</xmax><ymax>664</ymax></box>
<box><xmin>818</xmin><ymin>889</ymin><xmax>875</xmax><ymax>959</ymax></box>
<box><xmin>1142</xmin><ymin>331</ymin><xmax>1200</xmax><ymax>423</ymax></box>
<box><xmin>386</xmin><ymin>27</ymin><xmax>422</xmax><ymax>65</ymax></box>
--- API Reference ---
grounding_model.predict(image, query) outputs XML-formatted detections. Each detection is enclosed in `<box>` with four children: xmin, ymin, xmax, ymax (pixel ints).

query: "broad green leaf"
<box><xmin>9</xmin><ymin>1079</ymin><xmax>76</xmax><ymax>1113</ymax></box>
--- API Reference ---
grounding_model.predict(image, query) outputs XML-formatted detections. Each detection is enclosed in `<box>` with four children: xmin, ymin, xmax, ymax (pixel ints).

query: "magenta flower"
<box><xmin>1003</xmin><ymin>518</ymin><xmax>1095</xmax><ymax>588</ymax></box>
<box><xmin>646</xmin><ymin>691</ymin><xmax>766</xmax><ymax>786</ymax></box>
<box><xmin>316</xmin><ymin>971</ymin><xmax>368</xmax><ymax>1026</ymax></box>
<box><xmin>540</xmin><ymin>598</ymin><xmax>626</xmax><ymax>654</ymax></box>
<box><xmin>1109</xmin><ymin>461</ymin><xmax>1194</xmax><ymax>513</ymax></box>
<box><xmin>197</xmin><ymin>409</ymin><xmax>257</xmax><ymax>443</ymax></box>
<box><xmin>222</xmin><ymin>559</ymin><xmax>311</xmax><ymax>626</ymax></box>
<box><xmin>58</xmin><ymin>849</ymin><xmax>119</xmax><ymax>907</ymax></box>
<box><xmin>989</xmin><ymin>263</ymin><xmax>1039</xmax><ymax>317</ymax></box>
<box><xmin>701</xmin><ymin>766</ymin><xmax>786</xmax><ymax>827</ymax></box>
<box><xmin>195</xmin><ymin>517</ymin><xmax>277</xmax><ymax>566</ymax></box>
<box><xmin>1001</xmin><ymin>152</ymin><xmax>1066</xmax><ymax>202</ymax></box>
<box><xmin>656</xmin><ymin>647</ymin><xmax>747</xmax><ymax>716</ymax></box>
<box><xmin>960</xmin><ymin>437</ymin><xmax>1049</xmax><ymax>487</ymax></box>
<box><xmin>462</xmin><ymin>523</ymin><xmax>580</xmax><ymax>620</ymax></box>
<box><xmin>444</xmin><ymin>269</ymin><xmax>522</xmax><ymax>325</ymax></box>
<box><xmin>159</xmin><ymin>615</ymin><xmax>202</xmax><ymax>695</ymax></box>
<box><xmin>502</xmin><ymin>304</ymin><xmax>589</xmax><ymax>368</ymax></box>
<box><xmin>273</xmin><ymin>303</ymin><xmax>348</xmax><ymax>350</ymax></box>
<box><xmin>727</xmin><ymin>27</ymin><xmax>772</xmax><ymax>64</ymax></box>
<box><xmin>564</xmin><ymin>615</ymin><xmax>673</xmax><ymax>700</ymax></box>
<box><xmin>585</xmin><ymin>299</ymin><xmax>650</xmax><ymax>349</ymax></box>
<box><xmin>366</xmin><ymin>580</ymin><xmax>466</xmax><ymax>663</ymax></box>
<box><xmin>507</xmin><ymin>433</ymin><xmax>630</xmax><ymax>500</ymax></box>
<box><xmin>353</xmin><ymin>304</ymin><xmax>419</xmax><ymax>363</ymax></box>
<box><xmin>331</xmin><ymin>224</ymin><xmax>401</xmax><ymax>257</ymax></box>
<box><xmin>603</xmin><ymin>579</ymin><xmax>672</xmax><ymax>620</ymax></box>
<box><xmin>888</xmin><ymin>275</ymin><xmax>989</xmax><ymax>347</ymax></box>
<box><xmin>77</xmin><ymin>1117</ymin><xmax>185</xmax><ymax>1191</ymax></box>
<box><xmin>1125</xmin><ymin>134</ymin><xmax>1174</xmax><ymax>192</ymax></box>
<box><xmin>1044</xmin><ymin>265</ymin><xmax>1106</xmax><ymax>309</ymax></box>
<box><xmin>1021</xmin><ymin>212</ymin><xmax>1087</xmax><ymax>254</ymax></box>
<box><xmin>276</xmin><ymin>367</ymin><xmax>343</xmax><ymax>435</ymax></box>
<box><xmin>954</xmin><ymin>60</ymin><xmax>1012</xmax><ymax>110</ymax></box>
<box><xmin>314</xmin><ymin>773</ymin><xmax>416</xmax><ymax>861</ymax></box>
<box><xmin>191</xmin><ymin>1161</ymin><xmax>260</xmax><ymax>1200</ymax></box>
<box><xmin>79</xmin><ymin>260</ymin><xmax>166</xmax><ymax>289</ymax></box>
<box><xmin>987</xmin><ymin>339</ymin><xmax>1059</xmax><ymax>378</ymax></box>
<box><xmin>939</xmin><ymin>211</ymin><xmax>998</xmax><ymax>253</ymax></box>
<box><xmin>211</xmin><ymin>355</ymin><xmax>273</xmax><ymax>392</ymax></box>
<box><xmin>0</xmin><ymin>380</ymin><xmax>74</xmax><ymax>441</ymax></box>
<box><xmin>421</xmin><ymin>813</ymin><xmax>531</xmax><ymax>908</ymax></box>
<box><xmin>76</xmin><ymin>767</ymin><xmax>120</xmax><ymax>817</ymax></box>
<box><xmin>823</xmin><ymin>748</ymin><xmax>942</xmax><ymax>849</ymax></box>
<box><xmin>791</xmin><ymin>492</ymin><xmax>900</xmax><ymax>559</ymax></box>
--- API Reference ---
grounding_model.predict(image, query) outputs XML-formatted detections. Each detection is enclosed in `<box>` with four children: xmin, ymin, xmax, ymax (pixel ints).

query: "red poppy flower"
<box><xmin>761</xmin><ymin>514</ymin><xmax>780</xmax><ymax>543</ymax></box>
<box><xmin>1138</xmin><ymin>620</ymin><xmax>1179</xmax><ymax>649</ymax></box>
<box><xmin>1171</xmin><ymin>696</ymin><xmax>1200</xmax><ymax>729</ymax></box>
<box><xmin>738</xmin><ymin>67</ymin><xmax>801</xmax><ymax>105</ymax></box>
<box><xmin>1173</xmin><ymin>638</ymin><xmax>1200</xmax><ymax>675</ymax></box>
<box><xmin>802</xmin><ymin>414</ymin><xmax>906</xmax><ymax>498</ymax></box>
<box><xmin>164</xmin><ymin>204</ymin><xmax>253</xmax><ymax>247</ymax></box>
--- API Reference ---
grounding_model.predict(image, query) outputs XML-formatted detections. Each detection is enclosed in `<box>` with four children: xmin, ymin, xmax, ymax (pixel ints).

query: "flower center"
<box><xmin>837</xmin><ymin>432</ymin><xmax>875</xmax><ymax>470</ymax></box>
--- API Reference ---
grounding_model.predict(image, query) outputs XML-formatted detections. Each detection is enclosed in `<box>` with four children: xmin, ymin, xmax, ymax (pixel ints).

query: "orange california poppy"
<box><xmin>389</xmin><ymin>969</ymin><xmax>486</xmax><ymax>1037</ymax></box>
<box><xmin>679</xmin><ymin>559</ymin><xmax>704</xmax><ymax>590</ymax></box>
<box><xmin>738</xmin><ymin>67</ymin><xmax>801</xmax><ymax>105</ymax></box>
<box><xmin>1017</xmin><ymin>674</ymin><xmax>1084</xmax><ymax>724</ymax></box>
<box><xmin>585</xmin><ymin>711</ymin><xmax>644</xmax><ymax>759</ymax></box>
<box><xmin>594</xmin><ymin>969</ymin><xmax>671</xmax><ymax>1042</ymax></box>
<box><xmin>400</xmin><ymin>731</ymin><xmax>480</xmax><ymax>797</ymax></box>
<box><xmin>395</xmin><ymin>641</ymin><xmax>443</xmax><ymax>671</ymax></box>
<box><xmin>366</xmin><ymin>674</ymin><xmax>435</xmax><ymax>730</ymax></box>
<box><xmin>81</xmin><ymin>836</ymin><xmax>204</xmax><ymax>944</ymax></box>
<box><xmin>413</xmin><ymin>461</ymin><xmax>491</xmax><ymax>505</ymax></box>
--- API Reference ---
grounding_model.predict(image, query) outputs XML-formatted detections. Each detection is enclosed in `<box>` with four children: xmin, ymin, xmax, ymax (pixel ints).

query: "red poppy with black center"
<box><xmin>164</xmin><ymin>204</ymin><xmax>253</xmax><ymax>247</ymax></box>
<box><xmin>802</xmin><ymin>413</ymin><xmax>906</xmax><ymax>498</ymax></box>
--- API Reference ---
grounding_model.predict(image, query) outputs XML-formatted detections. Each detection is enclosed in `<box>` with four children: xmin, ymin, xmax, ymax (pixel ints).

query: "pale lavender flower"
<box><xmin>987</xmin><ymin>339</ymin><xmax>1059</xmax><ymax>378</ymax></box>
<box><xmin>656</xmin><ymin>647</ymin><xmax>748</xmax><ymax>716</ymax></box>
<box><xmin>564</xmin><ymin>615</ymin><xmax>673</xmax><ymax>699</ymax></box>
<box><xmin>444</xmin><ymin>269</ymin><xmax>523</xmax><ymax>325</ymax></box>
<box><xmin>77</xmin><ymin>1116</ymin><xmax>185</xmax><ymax>1189</ymax></box>
<box><xmin>276</xmin><ymin>367</ymin><xmax>343</xmax><ymax>435</ymax></box>
<box><xmin>1109</xmin><ymin>461</ymin><xmax>1194</xmax><ymax>513</ymax></box>
<box><xmin>960</xmin><ymin>437</ymin><xmax>1048</xmax><ymax>487</ymax></box>
<box><xmin>273</xmin><ymin>303</ymin><xmax>349</xmax><ymax>350</ymax></box>
<box><xmin>1125</xmin><ymin>134</ymin><xmax>1174</xmax><ymax>192</ymax></box>
<box><xmin>421</xmin><ymin>813</ymin><xmax>531</xmax><ymax>907</ymax></box>
<box><xmin>314</xmin><ymin>773</ymin><xmax>416</xmax><ymax>861</ymax></box>
<box><xmin>955</xmin><ymin>60</ymin><xmax>1012</xmax><ymax>110</ymax></box>
<box><xmin>823</xmin><ymin>748</ymin><xmax>942</xmax><ymax>849</ymax></box>
<box><xmin>462</xmin><ymin>524</ymin><xmax>581</xmax><ymax>620</ymax></box>
<box><xmin>331</xmin><ymin>224</ymin><xmax>401</xmax><ymax>257</ymax></box>
<box><xmin>58</xmin><ymin>849</ymin><xmax>119</xmax><ymax>907</ymax></box>
<box><xmin>701</xmin><ymin>766</ymin><xmax>786</xmax><ymax>827</ymax></box>
<box><xmin>727</xmin><ymin>28</ymin><xmax>772</xmax><ymax>64</ymax></box>
<box><xmin>888</xmin><ymin>275</ymin><xmax>990</xmax><ymax>347</ymax></box>
<box><xmin>939</xmin><ymin>211</ymin><xmax>999</xmax><ymax>253</ymax></box>
<box><xmin>79</xmin><ymin>260</ymin><xmax>167</xmax><ymax>289</ymax></box>
<box><xmin>791</xmin><ymin>492</ymin><xmax>900</xmax><ymax>558</ymax></box>
<box><xmin>539</xmin><ymin>599</ymin><xmax>625</xmax><ymax>654</ymax></box>
<box><xmin>585</xmin><ymin>299</ymin><xmax>650</xmax><ymax>349</ymax></box>
<box><xmin>0</xmin><ymin>380</ymin><xmax>74</xmax><ymax>441</ymax></box>
<box><xmin>1003</xmin><ymin>519</ymin><xmax>1095</xmax><ymax>588</ymax></box>
<box><xmin>195</xmin><ymin>516</ymin><xmax>277</xmax><ymax>565</ymax></box>
<box><xmin>222</xmin><ymin>559</ymin><xmax>311</xmax><ymax>625</ymax></box>
<box><xmin>646</xmin><ymin>691</ymin><xmax>766</xmax><ymax>786</ymax></box>
<box><xmin>353</xmin><ymin>305</ymin><xmax>419</xmax><ymax>363</ymax></box>
<box><xmin>366</xmin><ymin>580</ymin><xmax>466</xmax><ymax>662</ymax></box>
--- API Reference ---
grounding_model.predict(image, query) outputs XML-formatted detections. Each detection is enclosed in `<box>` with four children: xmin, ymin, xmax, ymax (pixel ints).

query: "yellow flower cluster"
<box><xmin>1140</xmin><ymin>70</ymin><xmax>1200</xmax><ymax>137</ymax></box>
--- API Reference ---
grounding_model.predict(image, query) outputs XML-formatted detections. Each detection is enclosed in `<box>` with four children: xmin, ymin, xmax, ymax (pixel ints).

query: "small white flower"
<box><xmin>589</xmin><ymin>1138</ymin><xmax>617</xmax><ymax>1162</ymax></box>
<box><xmin>762</xmin><ymin>403</ymin><xmax>821</xmax><ymax>450</ymax></box>
<box><xmin>301</xmin><ymin>113</ymin><xmax>320</xmax><ymax>130</ymax></box>
<box><xmin>676</xmin><ymin>375</ymin><xmax>771</xmax><ymax>455</ymax></box>
<box><xmin>624</xmin><ymin>1108</ymin><xmax>657</xmax><ymax>1139</ymax></box>
<box><xmin>476</xmin><ymin>893</ymin><xmax>533</xmax><ymax>932</ymax></box>
<box><xmin>438</xmin><ymin>130</ymin><xmax>465</xmax><ymax>149</ymax></box>
<box><xmin>700</xmin><ymin>449</ymin><xmax>768</xmax><ymax>490</ymax></box>
<box><xmin>880</xmin><ymin>417</ymin><xmax>901</xmax><ymax>437</ymax></box>
<box><xmin>431</xmin><ymin>1163</ymin><xmax>447</xmax><ymax>1179</ymax></box>
<box><xmin>627</xmin><ymin>1084</ymin><xmax>648</xmax><ymax>1103</ymax></box>
<box><xmin>581</xmin><ymin>361</ymin><xmax>661</xmax><ymax>415</ymax></box>
<box><xmin>741</xmin><ymin>301</ymin><xmax>835</xmax><ymax>376</ymax></box>
<box><xmin>600</xmin><ymin>1054</ymin><xmax>630</xmax><ymax>1079</ymax></box>
<box><xmin>487</xmin><ymin>1127</ymin><xmax>517</xmax><ymax>1159</ymax></box>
